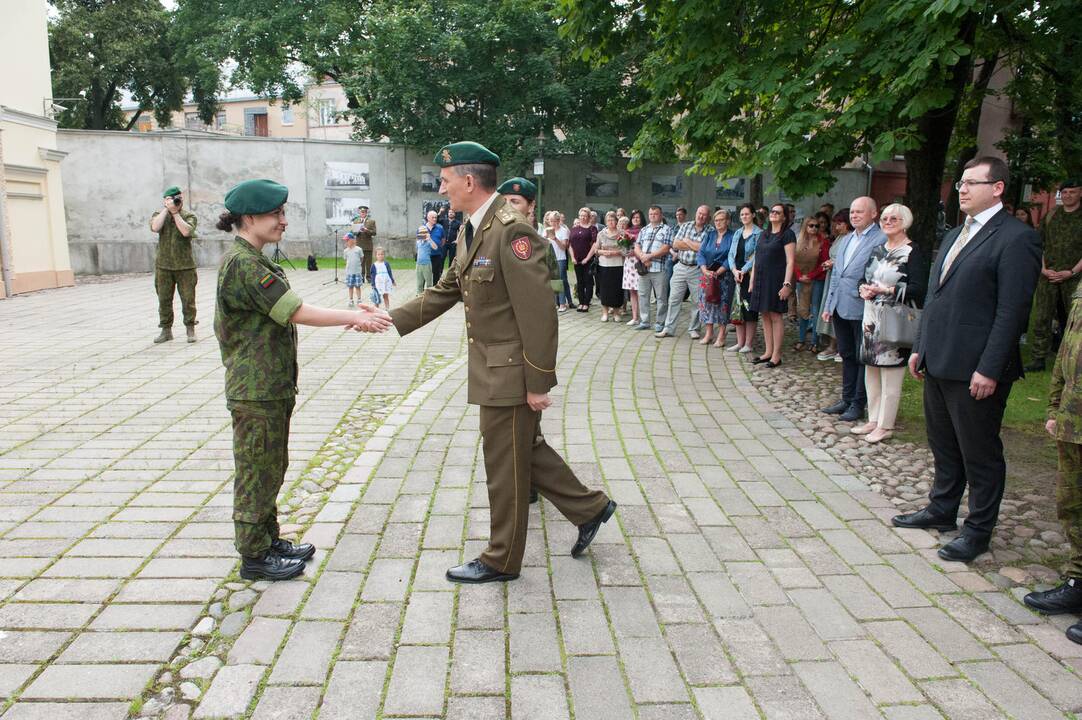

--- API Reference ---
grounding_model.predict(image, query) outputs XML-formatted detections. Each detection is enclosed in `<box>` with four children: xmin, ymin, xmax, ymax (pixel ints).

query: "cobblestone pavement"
<box><xmin>2</xmin><ymin>269</ymin><xmax>1082</xmax><ymax>719</ymax></box>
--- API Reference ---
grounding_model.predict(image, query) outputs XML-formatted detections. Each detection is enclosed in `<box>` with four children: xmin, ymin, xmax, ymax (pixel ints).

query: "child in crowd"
<box><xmin>342</xmin><ymin>232</ymin><xmax>364</xmax><ymax>307</ymax></box>
<box><xmin>369</xmin><ymin>246</ymin><xmax>395</xmax><ymax>309</ymax></box>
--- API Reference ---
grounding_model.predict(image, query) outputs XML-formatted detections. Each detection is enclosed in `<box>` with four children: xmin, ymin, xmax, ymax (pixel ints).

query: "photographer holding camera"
<box><xmin>150</xmin><ymin>186</ymin><xmax>199</xmax><ymax>343</ymax></box>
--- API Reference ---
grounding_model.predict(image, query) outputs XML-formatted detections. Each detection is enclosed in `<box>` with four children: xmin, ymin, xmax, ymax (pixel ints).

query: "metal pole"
<box><xmin>0</xmin><ymin>129</ymin><xmax>14</xmax><ymax>296</ymax></box>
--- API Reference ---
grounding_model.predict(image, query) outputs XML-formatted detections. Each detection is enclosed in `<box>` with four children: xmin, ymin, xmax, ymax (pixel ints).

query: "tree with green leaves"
<box><xmin>48</xmin><ymin>0</ymin><xmax>217</xmax><ymax>130</ymax></box>
<box><xmin>559</xmin><ymin>0</ymin><xmax>1079</xmax><ymax>268</ymax></box>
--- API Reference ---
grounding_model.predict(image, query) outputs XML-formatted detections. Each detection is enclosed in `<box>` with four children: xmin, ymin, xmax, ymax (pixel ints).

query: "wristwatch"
<box><xmin>782</xmin><ymin>281</ymin><xmax>793</xmax><ymax>289</ymax></box>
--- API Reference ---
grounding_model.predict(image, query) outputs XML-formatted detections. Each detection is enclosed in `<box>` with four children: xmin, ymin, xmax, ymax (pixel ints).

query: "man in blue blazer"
<box><xmin>820</xmin><ymin>197</ymin><xmax>885</xmax><ymax>421</ymax></box>
<box><xmin>894</xmin><ymin>156</ymin><xmax>1041</xmax><ymax>563</ymax></box>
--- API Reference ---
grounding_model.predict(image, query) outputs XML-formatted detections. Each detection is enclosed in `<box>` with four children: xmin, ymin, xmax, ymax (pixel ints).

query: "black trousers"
<box><xmin>574</xmin><ymin>263</ymin><xmax>594</xmax><ymax>307</ymax></box>
<box><xmin>924</xmin><ymin>373</ymin><xmax>1011</xmax><ymax>538</ymax></box>
<box><xmin>431</xmin><ymin>253</ymin><xmax>445</xmax><ymax>285</ymax></box>
<box><xmin>832</xmin><ymin>313</ymin><xmax>866</xmax><ymax>407</ymax></box>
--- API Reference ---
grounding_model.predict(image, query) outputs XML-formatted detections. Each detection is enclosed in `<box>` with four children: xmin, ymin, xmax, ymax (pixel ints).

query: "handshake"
<box><xmin>343</xmin><ymin>304</ymin><xmax>393</xmax><ymax>333</ymax></box>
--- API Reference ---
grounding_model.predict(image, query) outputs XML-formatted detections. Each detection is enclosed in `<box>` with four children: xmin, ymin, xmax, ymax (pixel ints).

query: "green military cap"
<box><xmin>1062</xmin><ymin>178</ymin><xmax>1081</xmax><ymax>190</ymax></box>
<box><xmin>434</xmin><ymin>141</ymin><xmax>500</xmax><ymax>167</ymax></box>
<box><xmin>162</xmin><ymin>185</ymin><xmax>182</xmax><ymax>198</ymax></box>
<box><xmin>224</xmin><ymin>179</ymin><xmax>289</xmax><ymax>215</ymax></box>
<box><xmin>497</xmin><ymin>177</ymin><xmax>536</xmax><ymax>201</ymax></box>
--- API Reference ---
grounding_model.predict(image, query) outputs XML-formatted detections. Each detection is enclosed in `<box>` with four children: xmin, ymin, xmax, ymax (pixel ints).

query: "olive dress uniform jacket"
<box><xmin>390</xmin><ymin>195</ymin><xmax>558</xmax><ymax>405</ymax></box>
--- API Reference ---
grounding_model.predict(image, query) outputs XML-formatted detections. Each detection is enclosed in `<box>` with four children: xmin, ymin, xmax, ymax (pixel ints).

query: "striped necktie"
<box><xmin>940</xmin><ymin>216</ymin><xmax>974</xmax><ymax>280</ymax></box>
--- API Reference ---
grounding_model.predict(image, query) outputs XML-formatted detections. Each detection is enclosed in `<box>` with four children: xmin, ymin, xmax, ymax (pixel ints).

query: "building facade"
<box><xmin>0</xmin><ymin>0</ymin><xmax>74</xmax><ymax>298</ymax></box>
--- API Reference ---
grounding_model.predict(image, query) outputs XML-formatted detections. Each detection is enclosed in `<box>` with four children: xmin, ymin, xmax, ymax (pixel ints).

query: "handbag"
<box><xmin>635</xmin><ymin>260</ymin><xmax>649</xmax><ymax>276</ymax></box>
<box><xmin>731</xmin><ymin>282</ymin><xmax>744</xmax><ymax>323</ymax></box>
<box><xmin>879</xmin><ymin>301</ymin><xmax>921</xmax><ymax>345</ymax></box>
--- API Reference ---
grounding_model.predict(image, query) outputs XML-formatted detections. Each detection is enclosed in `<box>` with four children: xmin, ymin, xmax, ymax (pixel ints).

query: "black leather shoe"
<box><xmin>822</xmin><ymin>400</ymin><xmax>848</xmax><ymax>414</ymax></box>
<box><xmin>937</xmin><ymin>534</ymin><xmax>990</xmax><ymax>563</ymax></box>
<box><xmin>529</xmin><ymin>489</ymin><xmax>539</xmax><ymax>504</ymax></box>
<box><xmin>838</xmin><ymin>404</ymin><xmax>864</xmax><ymax>422</ymax></box>
<box><xmin>446</xmin><ymin>558</ymin><xmax>518</xmax><ymax>584</ymax></box>
<box><xmin>240</xmin><ymin>551</ymin><xmax>306</xmax><ymax>581</ymax></box>
<box><xmin>1024</xmin><ymin>578</ymin><xmax>1082</xmax><ymax>615</ymax></box>
<box><xmin>750</xmin><ymin>356</ymin><xmax>769</xmax><ymax>364</ymax></box>
<box><xmin>271</xmin><ymin>538</ymin><xmax>316</xmax><ymax>561</ymax></box>
<box><xmin>1024</xmin><ymin>360</ymin><xmax>1046</xmax><ymax>373</ymax></box>
<box><xmin>892</xmin><ymin>508</ymin><xmax>958</xmax><ymax>532</ymax></box>
<box><xmin>765</xmin><ymin>360</ymin><xmax>782</xmax><ymax>368</ymax></box>
<box><xmin>572</xmin><ymin>500</ymin><xmax>617</xmax><ymax>558</ymax></box>
<box><xmin>1067</xmin><ymin>623</ymin><xmax>1082</xmax><ymax>645</ymax></box>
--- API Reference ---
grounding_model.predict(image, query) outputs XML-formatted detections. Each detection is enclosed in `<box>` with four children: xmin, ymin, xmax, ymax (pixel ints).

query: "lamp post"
<box><xmin>534</xmin><ymin>129</ymin><xmax>546</xmax><ymax>228</ymax></box>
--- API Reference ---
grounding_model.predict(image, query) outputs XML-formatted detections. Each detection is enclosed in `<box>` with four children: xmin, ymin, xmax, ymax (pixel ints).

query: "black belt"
<box><xmin>679</xmin><ymin>260</ymin><xmax>697</xmax><ymax>266</ymax></box>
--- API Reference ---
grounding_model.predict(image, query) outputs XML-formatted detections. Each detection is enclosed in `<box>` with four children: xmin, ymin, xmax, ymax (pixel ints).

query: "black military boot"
<box><xmin>1024</xmin><ymin>578</ymin><xmax>1082</xmax><ymax>615</ymax></box>
<box><xmin>153</xmin><ymin>328</ymin><xmax>173</xmax><ymax>344</ymax></box>
<box><xmin>240</xmin><ymin>551</ymin><xmax>305</xmax><ymax>581</ymax></box>
<box><xmin>271</xmin><ymin>538</ymin><xmax>316</xmax><ymax>561</ymax></box>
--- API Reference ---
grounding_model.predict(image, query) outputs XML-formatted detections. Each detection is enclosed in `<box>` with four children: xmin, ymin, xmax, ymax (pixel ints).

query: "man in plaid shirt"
<box><xmin>634</xmin><ymin>206</ymin><xmax>674</xmax><ymax>331</ymax></box>
<box><xmin>657</xmin><ymin>204</ymin><xmax>711</xmax><ymax>339</ymax></box>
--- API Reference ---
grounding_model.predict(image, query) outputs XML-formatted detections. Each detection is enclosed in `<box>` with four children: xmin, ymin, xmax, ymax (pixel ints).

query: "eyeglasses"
<box><xmin>880</xmin><ymin>217</ymin><xmax>900</xmax><ymax>223</ymax></box>
<box><xmin>806</xmin><ymin>223</ymin><xmax>818</xmax><ymax>229</ymax></box>
<box><xmin>769</xmin><ymin>209</ymin><xmax>783</xmax><ymax>214</ymax></box>
<box><xmin>954</xmin><ymin>179</ymin><xmax>998</xmax><ymax>190</ymax></box>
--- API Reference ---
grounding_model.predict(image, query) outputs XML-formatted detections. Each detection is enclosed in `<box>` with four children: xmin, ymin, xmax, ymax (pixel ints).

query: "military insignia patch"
<box><xmin>512</xmin><ymin>183</ymin><xmax>521</xmax><ymax>192</ymax></box>
<box><xmin>260</xmin><ymin>273</ymin><xmax>276</xmax><ymax>289</ymax></box>
<box><xmin>442</xmin><ymin>149</ymin><xmax>452</xmax><ymax>163</ymax></box>
<box><xmin>511</xmin><ymin>236</ymin><xmax>532</xmax><ymax>260</ymax></box>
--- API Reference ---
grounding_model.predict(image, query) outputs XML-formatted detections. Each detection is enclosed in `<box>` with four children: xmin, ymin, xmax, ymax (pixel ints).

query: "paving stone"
<box><xmin>268</xmin><ymin>620</ymin><xmax>342</xmax><ymax>685</ymax></box>
<box><xmin>42</xmin><ymin>557</ymin><xmax>143</xmax><ymax>578</ymax></box>
<box><xmin>0</xmin><ymin>702</ymin><xmax>132</xmax><ymax>719</ymax></box>
<box><xmin>448</xmin><ymin>696</ymin><xmax>507</xmax><ymax>720</ymax></box>
<box><xmin>830</xmin><ymin>639</ymin><xmax>923</xmax><ymax>704</ymax></box>
<box><xmin>921</xmin><ymin>678</ymin><xmax>1004</xmax><ymax>720</ymax></box>
<box><xmin>557</xmin><ymin>599</ymin><xmax>615</xmax><ymax>655</ymax></box>
<box><xmin>618</xmin><ymin>636</ymin><xmax>689</xmax><ymax>702</ymax></box>
<box><xmin>793</xmin><ymin>661</ymin><xmax>880</xmax><ymax>720</ymax></box>
<box><xmin>880</xmin><ymin>708</ymin><xmax>945</xmax><ymax>720</ymax></box>
<box><xmin>635</xmin><ymin>704</ymin><xmax>697</xmax><ymax>720</ymax></box>
<box><xmin>727</xmin><ymin>561</ymin><xmax>788</xmax><ymax>605</ymax></box>
<box><xmin>400</xmin><ymin>590</ymin><xmax>454</xmax><ymax>644</ymax></box>
<box><xmin>180</xmin><ymin>655</ymin><xmax>222</xmax><ymax>681</ymax></box>
<box><xmin>21</xmin><ymin>663</ymin><xmax>158</xmax><ymax>700</ymax></box>
<box><xmin>745</xmin><ymin>675</ymin><xmax>826</xmax><ymax>720</ymax></box>
<box><xmin>227</xmin><ymin>617</ymin><xmax>290</xmax><ymax>665</ymax></box>
<box><xmin>0</xmin><ymin>631</ymin><xmax>71</xmax><ymax>663</ymax></box>
<box><xmin>509</xmin><ymin>611</ymin><xmax>561</xmax><ymax>672</ymax></box>
<box><xmin>714</xmin><ymin>618</ymin><xmax>789</xmax><ymax>676</ymax></box>
<box><xmin>361</xmin><ymin>558</ymin><xmax>413</xmax><ymax>601</ymax></box>
<box><xmin>856</xmin><ymin>563</ymin><xmax>933</xmax><ymax>608</ymax></box>
<box><xmin>693</xmin><ymin>686</ymin><xmax>760</xmax><ymax>720</ymax></box>
<box><xmin>567</xmin><ymin>655</ymin><xmax>634</xmax><ymax>720</ymax></box>
<box><xmin>339</xmin><ymin>602</ymin><xmax>402</xmax><ymax>659</ymax></box>
<box><xmin>250</xmin><ymin>686</ymin><xmax>322</xmax><ymax>720</ymax></box>
<box><xmin>300</xmin><ymin>571</ymin><xmax>363</xmax><ymax>620</ymax></box>
<box><xmin>138</xmin><ymin>557</ymin><xmax>236</xmax><ymax>578</ymax></box>
<box><xmin>935</xmin><ymin>593</ymin><xmax>1023</xmax><ymax>644</ymax></box>
<box><xmin>511</xmin><ymin>674</ymin><xmax>570</xmax><ymax>720</ymax></box>
<box><xmin>0</xmin><ymin>603</ymin><xmax>100</xmax><ymax>629</ymax></box>
<box><xmin>550</xmin><ymin>556</ymin><xmax>599</xmax><ymax>599</ymax></box>
<box><xmin>57</xmin><ymin>630</ymin><xmax>184</xmax><ymax>663</ymax></box>
<box><xmin>645</xmin><ymin>574</ymin><xmax>706</xmax><ymax>624</ymax></box>
<box><xmin>193</xmin><ymin>664</ymin><xmax>265</xmax><ymax>719</ymax></box>
<box><xmin>664</xmin><ymin>623</ymin><xmax>736</xmax><ymax>685</ymax></box>
<box><xmin>117</xmin><ymin>578</ymin><xmax>218</xmax><ymax>603</ymax></box>
<box><xmin>324</xmin><ymin>533</ymin><xmax>378</xmax><ymax>572</ymax></box>
<box><xmin>820</xmin><ymin>573</ymin><xmax>897</xmax><ymax>620</ymax></box>
<box><xmin>686</xmin><ymin>571</ymin><xmax>752</xmax><ymax>619</ymax></box>
<box><xmin>754</xmin><ymin>605</ymin><xmax>830</xmax><ymax>660</ymax></box>
<box><xmin>0</xmin><ymin>664</ymin><xmax>37</xmax><ymax>699</ymax></box>
<box><xmin>383</xmin><ymin>645</ymin><xmax>449</xmax><ymax>716</ymax></box>
<box><xmin>976</xmin><ymin>592</ymin><xmax>1042</xmax><ymax>626</ymax></box>
<box><xmin>788</xmin><ymin>588</ymin><xmax>863</xmax><ymax>640</ymax></box>
<box><xmin>319</xmin><ymin>660</ymin><xmax>386</xmax><ymax>720</ymax></box>
<box><xmin>451</xmin><ymin>629</ymin><xmax>504</xmax><ymax>695</ymax></box>
<box><xmin>886</xmin><ymin>554</ymin><xmax>960</xmax><ymax>594</ymax></box>
<box><xmin>251</xmin><ymin>580</ymin><xmax>308</xmax><ymax>616</ymax></box>
<box><xmin>961</xmin><ymin>660</ymin><xmax>1066</xmax><ymax>720</ymax></box>
<box><xmin>995</xmin><ymin>642</ymin><xmax>1082</xmax><ymax>711</ymax></box>
<box><xmin>899</xmin><ymin>607</ymin><xmax>994</xmax><ymax>661</ymax></box>
<box><xmin>865</xmin><ymin>620</ymin><xmax>957</xmax><ymax>679</ymax></box>
<box><xmin>90</xmin><ymin>603</ymin><xmax>202</xmax><ymax>630</ymax></box>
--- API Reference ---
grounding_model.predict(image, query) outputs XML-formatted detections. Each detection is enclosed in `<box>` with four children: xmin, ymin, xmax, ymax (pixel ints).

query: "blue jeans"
<box><xmin>554</xmin><ymin>259</ymin><xmax>571</xmax><ymax>306</ymax></box>
<box><xmin>798</xmin><ymin>279</ymin><xmax>825</xmax><ymax>345</ymax></box>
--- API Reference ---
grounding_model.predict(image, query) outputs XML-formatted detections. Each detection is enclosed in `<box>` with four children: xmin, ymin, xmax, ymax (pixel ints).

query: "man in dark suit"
<box><xmin>821</xmin><ymin>197</ymin><xmax>886</xmax><ymax>421</ymax></box>
<box><xmin>894</xmin><ymin>156</ymin><xmax>1042</xmax><ymax>562</ymax></box>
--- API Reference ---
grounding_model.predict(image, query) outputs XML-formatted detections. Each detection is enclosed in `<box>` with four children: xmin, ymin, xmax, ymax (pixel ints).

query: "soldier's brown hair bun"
<box><xmin>216</xmin><ymin>211</ymin><xmax>243</xmax><ymax>232</ymax></box>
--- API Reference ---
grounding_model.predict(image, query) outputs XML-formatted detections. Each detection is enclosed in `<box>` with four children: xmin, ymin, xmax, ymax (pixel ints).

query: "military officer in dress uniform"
<box><xmin>214</xmin><ymin>179</ymin><xmax>391</xmax><ymax>580</ymax></box>
<box><xmin>390</xmin><ymin>142</ymin><xmax>617</xmax><ymax>584</ymax></box>
<box><xmin>352</xmin><ymin>205</ymin><xmax>378</xmax><ymax>279</ymax></box>
<box><xmin>151</xmin><ymin>186</ymin><xmax>199</xmax><ymax>343</ymax></box>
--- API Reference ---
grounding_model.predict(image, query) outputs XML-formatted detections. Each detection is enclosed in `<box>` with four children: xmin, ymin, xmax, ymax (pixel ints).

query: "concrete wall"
<box><xmin>57</xmin><ymin>129</ymin><xmax>870</xmax><ymax>274</ymax></box>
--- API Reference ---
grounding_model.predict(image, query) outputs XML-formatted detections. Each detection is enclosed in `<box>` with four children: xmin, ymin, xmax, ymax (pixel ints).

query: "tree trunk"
<box><xmin>750</xmin><ymin>173</ymin><xmax>763</xmax><ymax>208</ymax></box>
<box><xmin>945</xmin><ymin>52</ymin><xmax>999</xmax><ymax>226</ymax></box>
<box><xmin>903</xmin><ymin>13</ymin><xmax>979</xmax><ymax>286</ymax></box>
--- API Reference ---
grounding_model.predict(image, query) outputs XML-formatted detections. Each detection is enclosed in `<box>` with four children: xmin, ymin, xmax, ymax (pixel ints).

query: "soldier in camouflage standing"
<box><xmin>1026</xmin><ymin>179</ymin><xmax>1082</xmax><ymax>371</ymax></box>
<box><xmin>151</xmin><ymin>186</ymin><xmax>199</xmax><ymax>343</ymax></box>
<box><xmin>1025</xmin><ymin>278</ymin><xmax>1082</xmax><ymax>643</ymax></box>
<box><xmin>214</xmin><ymin>179</ymin><xmax>392</xmax><ymax>580</ymax></box>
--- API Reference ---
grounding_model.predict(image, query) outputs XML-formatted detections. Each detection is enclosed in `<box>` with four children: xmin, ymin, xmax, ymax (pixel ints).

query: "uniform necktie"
<box><xmin>940</xmin><ymin>216</ymin><xmax>974</xmax><ymax>280</ymax></box>
<box><xmin>465</xmin><ymin>222</ymin><xmax>474</xmax><ymax>252</ymax></box>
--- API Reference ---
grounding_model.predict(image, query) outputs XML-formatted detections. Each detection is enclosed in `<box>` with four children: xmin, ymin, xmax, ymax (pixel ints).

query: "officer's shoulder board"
<box><xmin>496</xmin><ymin>205</ymin><xmax>517</xmax><ymax>225</ymax></box>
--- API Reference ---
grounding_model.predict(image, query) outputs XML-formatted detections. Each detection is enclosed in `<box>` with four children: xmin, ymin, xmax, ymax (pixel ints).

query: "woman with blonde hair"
<box><xmin>792</xmin><ymin>216</ymin><xmax>830</xmax><ymax>351</ymax></box>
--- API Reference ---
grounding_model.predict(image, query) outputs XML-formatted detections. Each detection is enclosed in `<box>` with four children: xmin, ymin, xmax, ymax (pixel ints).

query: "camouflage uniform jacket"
<box><xmin>214</xmin><ymin>237</ymin><xmax>303</xmax><ymax>401</ymax></box>
<box><xmin>1041</xmin><ymin>207</ymin><xmax>1082</xmax><ymax>270</ymax></box>
<box><xmin>1049</xmin><ymin>284</ymin><xmax>1082</xmax><ymax>443</ymax></box>
<box><xmin>150</xmin><ymin>209</ymin><xmax>198</xmax><ymax>270</ymax></box>
<box><xmin>390</xmin><ymin>194</ymin><xmax>559</xmax><ymax>406</ymax></box>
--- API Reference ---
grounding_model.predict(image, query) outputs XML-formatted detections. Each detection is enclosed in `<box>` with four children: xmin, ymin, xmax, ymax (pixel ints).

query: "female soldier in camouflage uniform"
<box><xmin>214</xmin><ymin>179</ymin><xmax>391</xmax><ymax>580</ymax></box>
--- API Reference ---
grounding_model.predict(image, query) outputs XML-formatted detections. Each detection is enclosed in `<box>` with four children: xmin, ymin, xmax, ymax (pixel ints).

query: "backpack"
<box><xmin>307</xmin><ymin>254</ymin><xmax>318</xmax><ymax>271</ymax></box>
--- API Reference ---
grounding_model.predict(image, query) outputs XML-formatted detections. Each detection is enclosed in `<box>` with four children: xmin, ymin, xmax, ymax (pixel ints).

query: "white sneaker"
<box><xmin>727</xmin><ymin>343</ymin><xmax>742</xmax><ymax>351</ymax></box>
<box><xmin>626</xmin><ymin>318</ymin><xmax>639</xmax><ymax>326</ymax></box>
<box><xmin>738</xmin><ymin>346</ymin><xmax>753</xmax><ymax>354</ymax></box>
<box><xmin>834</xmin><ymin>355</ymin><xmax>843</xmax><ymax>363</ymax></box>
<box><xmin>816</xmin><ymin>350</ymin><xmax>836</xmax><ymax>361</ymax></box>
<box><xmin>689</xmin><ymin>330</ymin><xmax>700</xmax><ymax>339</ymax></box>
<box><xmin>600</xmin><ymin>314</ymin><xmax>609</xmax><ymax>322</ymax></box>
<box><xmin>558</xmin><ymin>306</ymin><xmax>569</xmax><ymax>313</ymax></box>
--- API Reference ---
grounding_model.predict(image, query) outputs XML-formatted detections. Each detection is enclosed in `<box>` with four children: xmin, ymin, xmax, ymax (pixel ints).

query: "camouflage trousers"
<box><xmin>1058</xmin><ymin>441</ymin><xmax>1082</xmax><ymax>578</ymax></box>
<box><xmin>1030</xmin><ymin>276</ymin><xmax>1081</xmax><ymax>362</ymax></box>
<box><xmin>155</xmin><ymin>267</ymin><xmax>198</xmax><ymax>328</ymax></box>
<box><xmin>228</xmin><ymin>398</ymin><xmax>294</xmax><ymax>557</ymax></box>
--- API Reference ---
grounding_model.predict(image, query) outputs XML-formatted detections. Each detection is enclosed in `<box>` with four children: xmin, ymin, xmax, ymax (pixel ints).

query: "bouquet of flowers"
<box><xmin>616</xmin><ymin>232</ymin><xmax>634</xmax><ymax>252</ymax></box>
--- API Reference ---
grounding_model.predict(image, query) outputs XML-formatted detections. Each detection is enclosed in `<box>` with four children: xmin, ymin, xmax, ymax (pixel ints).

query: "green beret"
<box><xmin>497</xmin><ymin>177</ymin><xmax>536</xmax><ymax>201</ymax></box>
<box><xmin>1062</xmin><ymin>178</ymin><xmax>1081</xmax><ymax>191</ymax></box>
<box><xmin>224</xmin><ymin>179</ymin><xmax>289</xmax><ymax>215</ymax></box>
<box><xmin>162</xmin><ymin>186</ymin><xmax>181</xmax><ymax>198</ymax></box>
<box><xmin>434</xmin><ymin>141</ymin><xmax>500</xmax><ymax>167</ymax></box>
